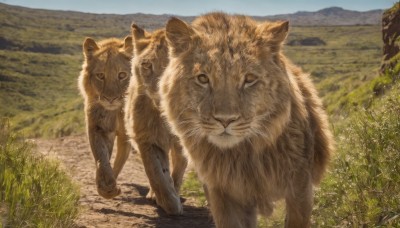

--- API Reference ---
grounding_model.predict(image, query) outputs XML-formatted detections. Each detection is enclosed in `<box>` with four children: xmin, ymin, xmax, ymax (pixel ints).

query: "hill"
<box><xmin>0</xmin><ymin>3</ymin><xmax>383</xmax><ymax>137</ymax></box>
<box><xmin>263</xmin><ymin>7</ymin><xmax>383</xmax><ymax>26</ymax></box>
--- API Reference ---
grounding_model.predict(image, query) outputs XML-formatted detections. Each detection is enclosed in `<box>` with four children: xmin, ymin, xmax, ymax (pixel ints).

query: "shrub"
<box><xmin>0</xmin><ymin>119</ymin><xmax>80</xmax><ymax>227</ymax></box>
<box><xmin>314</xmin><ymin>86</ymin><xmax>400</xmax><ymax>226</ymax></box>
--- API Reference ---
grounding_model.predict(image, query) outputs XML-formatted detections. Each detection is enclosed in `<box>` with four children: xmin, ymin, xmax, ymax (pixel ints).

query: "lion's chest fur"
<box><xmin>87</xmin><ymin>104</ymin><xmax>122</xmax><ymax>130</ymax></box>
<box><xmin>187</xmin><ymin>118</ymin><xmax>312</xmax><ymax>209</ymax></box>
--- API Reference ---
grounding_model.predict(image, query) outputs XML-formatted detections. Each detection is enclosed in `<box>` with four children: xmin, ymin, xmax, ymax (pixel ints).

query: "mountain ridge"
<box><xmin>0</xmin><ymin>3</ymin><xmax>383</xmax><ymax>26</ymax></box>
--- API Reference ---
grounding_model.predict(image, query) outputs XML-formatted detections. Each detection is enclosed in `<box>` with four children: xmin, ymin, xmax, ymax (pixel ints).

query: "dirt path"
<box><xmin>34</xmin><ymin>135</ymin><xmax>214</xmax><ymax>228</ymax></box>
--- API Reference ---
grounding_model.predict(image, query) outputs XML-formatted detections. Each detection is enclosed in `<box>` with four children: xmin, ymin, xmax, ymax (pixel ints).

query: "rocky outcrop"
<box><xmin>287</xmin><ymin>37</ymin><xmax>326</xmax><ymax>46</ymax></box>
<box><xmin>380</xmin><ymin>3</ymin><xmax>400</xmax><ymax>75</ymax></box>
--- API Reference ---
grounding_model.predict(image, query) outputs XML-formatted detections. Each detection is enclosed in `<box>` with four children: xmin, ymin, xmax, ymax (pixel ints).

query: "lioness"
<box><xmin>160</xmin><ymin>13</ymin><xmax>334</xmax><ymax>227</ymax></box>
<box><xmin>124</xmin><ymin>24</ymin><xmax>187</xmax><ymax>215</ymax></box>
<box><xmin>78</xmin><ymin>36</ymin><xmax>133</xmax><ymax>199</ymax></box>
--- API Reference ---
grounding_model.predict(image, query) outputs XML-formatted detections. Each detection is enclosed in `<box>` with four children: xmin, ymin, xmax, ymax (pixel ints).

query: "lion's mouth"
<box><xmin>100</xmin><ymin>101</ymin><xmax>122</xmax><ymax>110</ymax></box>
<box><xmin>219</xmin><ymin>131</ymin><xmax>231</xmax><ymax>137</ymax></box>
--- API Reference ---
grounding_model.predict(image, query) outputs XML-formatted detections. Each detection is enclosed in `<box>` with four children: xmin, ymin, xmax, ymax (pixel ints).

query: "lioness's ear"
<box><xmin>83</xmin><ymin>37</ymin><xmax>99</xmax><ymax>58</ymax></box>
<box><xmin>131</xmin><ymin>23</ymin><xmax>145</xmax><ymax>40</ymax></box>
<box><xmin>131</xmin><ymin>23</ymin><xmax>149</xmax><ymax>54</ymax></box>
<box><xmin>123</xmin><ymin>35</ymin><xmax>133</xmax><ymax>55</ymax></box>
<box><xmin>166</xmin><ymin>17</ymin><xmax>194</xmax><ymax>56</ymax></box>
<box><xmin>257</xmin><ymin>20</ymin><xmax>289</xmax><ymax>44</ymax></box>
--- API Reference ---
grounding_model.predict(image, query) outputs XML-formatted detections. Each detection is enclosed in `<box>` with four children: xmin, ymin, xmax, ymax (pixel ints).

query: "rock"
<box><xmin>287</xmin><ymin>37</ymin><xmax>326</xmax><ymax>46</ymax></box>
<box><xmin>380</xmin><ymin>3</ymin><xmax>400</xmax><ymax>75</ymax></box>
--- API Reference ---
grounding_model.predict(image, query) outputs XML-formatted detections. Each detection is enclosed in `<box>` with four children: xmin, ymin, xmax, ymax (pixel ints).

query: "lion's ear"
<box><xmin>166</xmin><ymin>17</ymin><xmax>194</xmax><ymax>56</ymax></box>
<box><xmin>123</xmin><ymin>35</ymin><xmax>133</xmax><ymax>55</ymax></box>
<box><xmin>131</xmin><ymin>23</ymin><xmax>145</xmax><ymax>40</ymax></box>
<box><xmin>257</xmin><ymin>20</ymin><xmax>289</xmax><ymax>44</ymax></box>
<box><xmin>131</xmin><ymin>23</ymin><xmax>149</xmax><ymax>54</ymax></box>
<box><xmin>83</xmin><ymin>37</ymin><xmax>99</xmax><ymax>58</ymax></box>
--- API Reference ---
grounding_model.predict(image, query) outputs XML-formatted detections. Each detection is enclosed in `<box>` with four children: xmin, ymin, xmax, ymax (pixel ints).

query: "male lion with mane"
<box><xmin>79</xmin><ymin>36</ymin><xmax>133</xmax><ymax>199</ymax></box>
<box><xmin>160</xmin><ymin>13</ymin><xmax>334</xmax><ymax>227</ymax></box>
<box><xmin>124</xmin><ymin>24</ymin><xmax>187</xmax><ymax>215</ymax></box>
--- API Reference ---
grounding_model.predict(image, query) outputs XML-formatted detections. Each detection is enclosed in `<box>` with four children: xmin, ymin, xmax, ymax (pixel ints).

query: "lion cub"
<box><xmin>160</xmin><ymin>13</ymin><xmax>334</xmax><ymax>227</ymax></box>
<box><xmin>124</xmin><ymin>24</ymin><xmax>187</xmax><ymax>215</ymax></box>
<box><xmin>79</xmin><ymin>36</ymin><xmax>133</xmax><ymax>199</ymax></box>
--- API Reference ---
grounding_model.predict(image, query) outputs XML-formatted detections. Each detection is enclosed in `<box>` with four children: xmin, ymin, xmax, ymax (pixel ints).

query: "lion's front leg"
<box><xmin>88</xmin><ymin>124</ymin><xmax>120</xmax><ymax>199</ymax></box>
<box><xmin>284</xmin><ymin>172</ymin><xmax>313</xmax><ymax>228</ymax></box>
<box><xmin>138</xmin><ymin>143</ymin><xmax>182</xmax><ymax>215</ymax></box>
<box><xmin>208</xmin><ymin>188</ymin><xmax>257</xmax><ymax>228</ymax></box>
<box><xmin>170</xmin><ymin>140</ymin><xmax>188</xmax><ymax>195</ymax></box>
<box><xmin>112</xmin><ymin>133</ymin><xmax>131</xmax><ymax>179</ymax></box>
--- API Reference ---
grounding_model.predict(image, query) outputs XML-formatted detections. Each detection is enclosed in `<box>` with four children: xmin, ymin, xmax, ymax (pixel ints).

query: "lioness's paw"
<box><xmin>146</xmin><ymin>188</ymin><xmax>156</xmax><ymax>201</ymax></box>
<box><xmin>97</xmin><ymin>185</ymin><xmax>121</xmax><ymax>199</ymax></box>
<box><xmin>96</xmin><ymin>167</ymin><xmax>121</xmax><ymax>199</ymax></box>
<box><xmin>156</xmin><ymin>192</ymin><xmax>183</xmax><ymax>215</ymax></box>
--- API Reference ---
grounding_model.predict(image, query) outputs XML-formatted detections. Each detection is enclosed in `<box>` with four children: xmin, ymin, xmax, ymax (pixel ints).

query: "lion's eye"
<box><xmin>141</xmin><ymin>62</ymin><xmax>152</xmax><ymax>70</ymax></box>
<box><xmin>118</xmin><ymin>72</ymin><xmax>128</xmax><ymax>80</ymax></box>
<box><xmin>96</xmin><ymin>73</ymin><xmax>105</xmax><ymax>80</ymax></box>
<box><xmin>196</xmin><ymin>74</ymin><xmax>209</xmax><ymax>85</ymax></box>
<box><xmin>244</xmin><ymin>73</ymin><xmax>258</xmax><ymax>87</ymax></box>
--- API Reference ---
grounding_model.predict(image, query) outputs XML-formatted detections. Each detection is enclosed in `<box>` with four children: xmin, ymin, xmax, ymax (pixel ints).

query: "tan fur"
<box><xmin>160</xmin><ymin>13</ymin><xmax>334</xmax><ymax>227</ymax></box>
<box><xmin>78</xmin><ymin>36</ymin><xmax>133</xmax><ymax>199</ymax></box>
<box><xmin>124</xmin><ymin>24</ymin><xmax>187</xmax><ymax>215</ymax></box>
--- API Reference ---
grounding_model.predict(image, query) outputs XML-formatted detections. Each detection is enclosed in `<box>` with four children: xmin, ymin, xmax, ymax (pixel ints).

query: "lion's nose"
<box><xmin>213</xmin><ymin>114</ymin><xmax>240</xmax><ymax>128</ymax></box>
<box><xmin>102</xmin><ymin>95</ymin><xmax>118</xmax><ymax>103</ymax></box>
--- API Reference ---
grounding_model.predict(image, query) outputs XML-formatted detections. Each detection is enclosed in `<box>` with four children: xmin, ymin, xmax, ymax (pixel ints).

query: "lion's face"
<box><xmin>161</xmin><ymin>15</ymin><xmax>292</xmax><ymax>149</ymax></box>
<box><xmin>131</xmin><ymin>26</ymin><xmax>169</xmax><ymax>103</ymax></box>
<box><xmin>83</xmin><ymin>37</ymin><xmax>133</xmax><ymax>110</ymax></box>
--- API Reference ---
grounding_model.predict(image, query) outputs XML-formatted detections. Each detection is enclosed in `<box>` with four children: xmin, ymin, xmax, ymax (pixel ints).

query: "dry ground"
<box><xmin>34</xmin><ymin>135</ymin><xmax>214</xmax><ymax>228</ymax></box>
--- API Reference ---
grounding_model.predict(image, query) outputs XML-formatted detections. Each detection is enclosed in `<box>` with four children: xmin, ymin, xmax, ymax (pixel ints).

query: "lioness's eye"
<box><xmin>96</xmin><ymin>73</ymin><xmax>105</xmax><ymax>80</ymax></box>
<box><xmin>244</xmin><ymin>73</ymin><xmax>258</xmax><ymax>87</ymax></box>
<box><xmin>197</xmin><ymin>74</ymin><xmax>209</xmax><ymax>84</ymax></box>
<box><xmin>118</xmin><ymin>72</ymin><xmax>128</xmax><ymax>80</ymax></box>
<box><xmin>141</xmin><ymin>62</ymin><xmax>152</xmax><ymax>70</ymax></box>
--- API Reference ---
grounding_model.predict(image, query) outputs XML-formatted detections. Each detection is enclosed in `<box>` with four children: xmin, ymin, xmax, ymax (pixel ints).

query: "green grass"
<box><xmin>181</xmin><ymin>171</ymin><xmax>207</xmax><ymax>206</ymax></box>
<box><xmin>314</xmin><ymin>82</ymin><xmax>400</xmax><ymax>227</ymax></box>
<box><xmin>0</xmin><ymin>119</ymin><xmax>80</xmax><ymax>227</ymax></box>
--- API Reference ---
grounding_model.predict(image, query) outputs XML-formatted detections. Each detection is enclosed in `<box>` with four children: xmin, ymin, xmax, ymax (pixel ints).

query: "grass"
<box><xmin>314</xmin><ymin>81</ymin><xmax>400</xmax><ymax>227</ymax></box>
<box><xmin>0</xmin><ymin>119</ymin><xmax>80</xmax><ymax>227</ymax></box>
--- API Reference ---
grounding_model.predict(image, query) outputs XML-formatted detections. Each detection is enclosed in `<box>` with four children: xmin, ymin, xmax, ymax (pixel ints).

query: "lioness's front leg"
<box><xmin>138</xmin><ymin>143</ymin><xmax>182</xmax><ymax>215</ymax></box>
<box><xmin>208</xmin><ymin>188</ymin><xmax>257</xmax><ymax>228</ymax></box>
<box><xmin>112</xmin><ymin>114</ymin><xmax>131</xmax><ymax>178</ymax></box>
<box><xmin>88</xmin><ymin>124</ymin><xmax>120</xmax><ymax>199</ymax></box>
<box><xmin>170</xmin><ymin>140</ymin><xmax>187</xmax><ymax>194</ymax></box>
<box><xmin>284</xmin><ymin>173</ymin><xmax>313</xmax><ymax>228</ymax></box>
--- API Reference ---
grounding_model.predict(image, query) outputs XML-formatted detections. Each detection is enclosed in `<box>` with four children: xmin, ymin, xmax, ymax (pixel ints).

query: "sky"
<box><xmin>0</xmin><ymin>0</ymin><xmax>396</xmax><ymax>16</ymax></box>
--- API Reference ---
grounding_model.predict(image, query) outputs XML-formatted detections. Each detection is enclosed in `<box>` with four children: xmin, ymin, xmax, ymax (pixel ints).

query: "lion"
<box><xmin>124</xmin><ymin>24</ymin><xmax>188</xmax><ymax>215</ymax></box>
<box><xmin>160</xmin><ymin>13</ymin><xmax>334</xmax><ymax>227</ymax></box>
<box><xmin>78</xmin><ymin>36</ymin><xmax>133</xmax><ymax>199</ymax></box>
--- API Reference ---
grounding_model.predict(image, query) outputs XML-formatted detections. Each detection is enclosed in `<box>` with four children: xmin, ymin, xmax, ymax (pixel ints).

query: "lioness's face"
<box><xmin>131</xmin><ymin>27</ymin><xmax>169</xmax><ymax>103</ymax></box>
<box><xmin>162</xmin><ymin>17</ymin><xmax>291</xmax><ymax>149</ymax></box>
<box><xmin>90</xmin><ymin>53</ymin><xmax>131</xmax><ymax>110</ymax></box>
<box><xmin>84</xmin><ymin>37</ymin><xmax>133</xmax><ymax>110</ymax></box>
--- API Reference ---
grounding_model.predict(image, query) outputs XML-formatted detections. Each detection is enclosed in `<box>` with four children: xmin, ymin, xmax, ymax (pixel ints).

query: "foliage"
<box><xmin>314</xmin><ymin>82</ymin><xmax>400</xmax><ymax>227</ymax></box>
<box><xmin>0</xmin><ymin>119</ymin><xmax>80</xmax><ymax>227</ymax></box>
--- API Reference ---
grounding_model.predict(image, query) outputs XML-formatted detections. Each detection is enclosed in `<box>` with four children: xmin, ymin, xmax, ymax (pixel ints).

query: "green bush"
<box><xmin>314</xmin><ymin>86</ymin><xmax>400</xmax><ymax>226</ymax></box>
<box><xmin>0</xmin><ymin>120</ymin><xmax>80</xmax><ymax>227</ymax></box>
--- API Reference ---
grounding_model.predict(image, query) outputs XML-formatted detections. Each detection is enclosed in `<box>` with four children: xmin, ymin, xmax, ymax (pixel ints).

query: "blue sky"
<box><xmin>0</xmin><ymin>0</ymin><xmax>395</xmax><ymax>16</ymax></box>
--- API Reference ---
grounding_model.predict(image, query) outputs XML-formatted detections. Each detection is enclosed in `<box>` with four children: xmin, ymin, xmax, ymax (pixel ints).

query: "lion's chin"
<box><xmin>207</xmin><ymin>134</ymin><xmax>244</xmax><ymax>149</ymax></box>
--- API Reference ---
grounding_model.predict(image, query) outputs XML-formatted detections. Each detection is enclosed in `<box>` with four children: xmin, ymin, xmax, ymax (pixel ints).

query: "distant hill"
<box><xmin>262</xmin><ymin>7</ymin><xmax>383</xmax><ymax>26</ymax></box>
<box><xmin>0</xmin><ymin>3</ymin><xmax>383</xmax><ymax>28</ymax></box>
